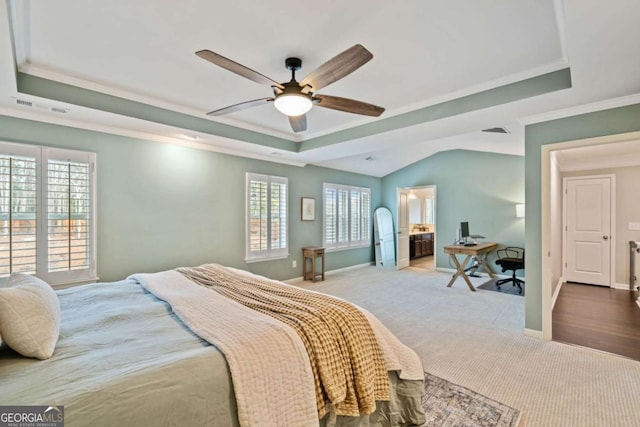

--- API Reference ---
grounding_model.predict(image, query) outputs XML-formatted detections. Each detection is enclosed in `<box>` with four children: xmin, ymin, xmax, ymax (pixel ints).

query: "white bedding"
<box><xmin>131</xmin><ymin>265</ymin><xmax>425</xmax><ymax>427</ymax></box>
<box><xmin>131</xmin><ymin>269</ymin><xmax>319</xmax><ymax>427</ymax></box>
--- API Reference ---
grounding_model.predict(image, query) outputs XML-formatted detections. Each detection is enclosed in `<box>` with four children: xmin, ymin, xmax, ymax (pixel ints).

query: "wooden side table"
<box><xmin>302</xmin><ymin>247</ymin><xmax>325</xmax><ymax>282</ymax></box>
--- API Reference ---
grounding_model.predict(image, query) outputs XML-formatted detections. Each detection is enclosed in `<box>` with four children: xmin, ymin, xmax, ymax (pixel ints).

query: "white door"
<box><xmin>397</xmin><ymin>190</ymin><xmax>410</xmax><ymax>269</ymax></box>
<box><xmin>374</xmin><ymin>207</ymin><xmax>395</xmax><ymax>268</ymax></box>
<box><xmin>564</xmin><ymin>176</ymin><xmax>612</xmax><ymax>286</ymax></box>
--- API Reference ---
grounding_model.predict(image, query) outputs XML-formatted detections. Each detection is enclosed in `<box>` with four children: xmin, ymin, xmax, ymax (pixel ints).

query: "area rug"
<box><xmin>422</xmin><ymin>372</ymin><xmax>522</xmax><ymax>427</ymax></box>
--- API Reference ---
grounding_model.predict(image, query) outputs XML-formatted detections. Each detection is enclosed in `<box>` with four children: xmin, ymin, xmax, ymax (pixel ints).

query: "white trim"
<box><xmin>520</xmin><ymin>93</ymin><xmax>640</xmax><ymax>126</ymax></box>
<box><xmin>524</xmin><ymin>328</ymin><xmax>544</xmax><ymax>339</ymax></box>
<box><xmin>244</xmin><ymin>253</ymin><xmax>290</xmax><ymax>264</ymax></box>
<box><xmin>16</xmin><ymin>63</ymin><xmax>302</xmax><ymax>143</ymax></box>
<box><xmin>0</xmin><ymin>105</ymin><xmax>308</xmax><ymax>168</ymax></box>
<box><xmin>324</xmin><ymin>243</ymin><xmax>370</xmax><ymax>253</ymax></box>
<box><xmin>551</xmin><ymin>278</ymin><xmax>564</xmax><ymax>310</ymax></box>
<box><xmin>541</xmin><ymin>130</ymin><xmax>640</xmax><ymax>342</ymax></box>
<box><xmin>378</xmin><ymin>60</ymin><xmax>570</xmax><ymax>124</ymax></box>
<box><xmin>14</xmin><ymin>59</ymin><xmax>570</xmax><ymax>144</ymax></box>
<box><xmin>552</xmin><ymin>0</ymin><xmax>569</xmax><ymax>64</ymax></box>
<box><xmin>284</xmin><ymin>262</ymin><xmax>374</xmax><ymax>284</ymax></box>
<box><xmin>613</xmin><ymin>283</ymin><xmax>635</xmax><ymax>291</ymax></box>
<box><xmin>7</xmin><ymin>0</ymin><xmax>29</xmax><ymax>69</ymax></box>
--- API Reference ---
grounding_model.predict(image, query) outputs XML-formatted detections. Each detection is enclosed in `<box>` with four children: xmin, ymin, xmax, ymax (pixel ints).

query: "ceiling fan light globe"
<box><xmin>274</xmin><ymin>94</ymin><xmax>312</xmax><ymax>116</ymax></box>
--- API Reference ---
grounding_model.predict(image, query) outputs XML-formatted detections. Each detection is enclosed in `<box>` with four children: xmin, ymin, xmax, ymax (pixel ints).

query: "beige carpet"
<box><xmin>291</xmin><ymin>266</ymin><xmax>640</xmax><ymax>427</ymax></box>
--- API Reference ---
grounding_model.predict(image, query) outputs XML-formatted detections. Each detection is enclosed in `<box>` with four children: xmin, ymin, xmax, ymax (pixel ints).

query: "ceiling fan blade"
<box><xmin>289</xmin><ymin>114</ymin><xmax>307</xmax><ymax>133</ymax></box>
<box><xmin>196</xmin><ymin>50</ymin><xmax>284</xmax><ymax>89</ymax></box>
<box><xmin>314</xmin><ymin>94</ymin><xmax>385</xmax><ymax>117</ymax></box>
<box><xmin>299</xmin><ymin>44</ymin><xmax>373</xmax><ymax>92</ymax></box>
<box><xmin>206</xmin><ymin>97</ymin><xmax>273</xmax><ymax>116</ymax></box>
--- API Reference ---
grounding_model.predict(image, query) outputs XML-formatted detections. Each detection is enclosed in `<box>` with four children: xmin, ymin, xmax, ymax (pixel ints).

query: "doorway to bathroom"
<box><xmin>398</xmin><ymin>185</ymin><xmax>437</xmax><ymax>271</ymax></box>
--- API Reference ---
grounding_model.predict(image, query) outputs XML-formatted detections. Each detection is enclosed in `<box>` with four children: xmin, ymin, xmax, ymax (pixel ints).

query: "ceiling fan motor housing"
<box><xmin>285</xmin><ymin>57</ymin><xmax>302</xmax><ymax>72</ymax></box>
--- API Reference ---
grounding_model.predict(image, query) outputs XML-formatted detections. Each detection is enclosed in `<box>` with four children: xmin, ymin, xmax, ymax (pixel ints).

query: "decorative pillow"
<box><xmin>0</xmin><ymin>273</ymin><xmax>60</xmax><ymax>359</ymax></box>
<box><xmin>0</xmin><ymin>277</ymin><xmax>11</xmax><ymax>345</ymax></box>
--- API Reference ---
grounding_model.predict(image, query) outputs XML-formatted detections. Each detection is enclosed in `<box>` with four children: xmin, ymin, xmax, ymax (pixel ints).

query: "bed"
<box><xmin>0</xmin><ymin>264</ymin><xmax>426</xmax><ymax>426</ymax></box>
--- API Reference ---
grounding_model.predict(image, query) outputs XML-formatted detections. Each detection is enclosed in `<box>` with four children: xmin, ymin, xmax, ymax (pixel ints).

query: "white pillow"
<box><xmin>0</xmin><ymin>273</ymin><xmax>60</xmax><ymax>359</ymax></box>
<box><xmin>0</xmin><ymin>277</ymin><xmax>10</xmax><ymax>345</ymax></box>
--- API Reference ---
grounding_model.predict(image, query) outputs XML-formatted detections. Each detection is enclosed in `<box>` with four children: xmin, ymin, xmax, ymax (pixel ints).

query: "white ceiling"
<box><xmin>1</xmin><ymin>0</ymin><xmax>639</xmax><ymax>177</ymax></box>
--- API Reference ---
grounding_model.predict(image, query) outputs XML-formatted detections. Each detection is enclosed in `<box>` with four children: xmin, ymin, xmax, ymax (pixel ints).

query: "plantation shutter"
<box><xmin>0</xmin><ymin>142</ymin><xmax>96</xmax><ymax>286</ymax></box>
<box><xmin>246</xmin><ymin>173</ymin><xmax>288</xmax><ymax>262</ymax></box>
<box><xmin>47</xmin><ymin>159</ymin><xmax>91</xmax><ymax>273</ymax></box>
<box><xmin>323</xmin><ymin>183</ymin><xmax>371</xmax><ymax>250</ymax></box>
<box><xmin>323</xmin><ymin>186</ymin><xmax>337</xmax><ymax>246</ymax></box>
<box><xmin>0</xmin><ymin>154</ymin><xmax>38</xmax><ymax>276</ymax></box>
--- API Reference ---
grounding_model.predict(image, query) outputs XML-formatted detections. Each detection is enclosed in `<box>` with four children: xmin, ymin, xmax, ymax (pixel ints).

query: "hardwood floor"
<box><xmin>552</xmin><ymin>282</ymin><xmax>640</xmax><ymax>360</ymax></box>
<box><xmin>410</xmin><ymin>255</ymin><xmax>435</xmax><ymax>270</ymax></box>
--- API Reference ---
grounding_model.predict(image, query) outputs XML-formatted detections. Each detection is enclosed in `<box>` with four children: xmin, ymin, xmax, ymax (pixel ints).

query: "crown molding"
<box><xmin>520</xmin><ymin>93</ymin><xmax>640</xmax><ymax>125</ymax></box>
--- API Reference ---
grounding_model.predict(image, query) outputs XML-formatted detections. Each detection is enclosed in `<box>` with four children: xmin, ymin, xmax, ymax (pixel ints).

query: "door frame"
<box><xmin>541</xmin><ymin>131</ymin><xmax>640</xmax><ymax>340</ymax></box>
<box><xmin>562</xmin><ymin>174</ymin><xmax>616</xmax><ymax>287</ymax></box>
<box><xmin>397</xmin><ymin>185</ymin><xmax>437</xmax><ymax>270</ymax></box>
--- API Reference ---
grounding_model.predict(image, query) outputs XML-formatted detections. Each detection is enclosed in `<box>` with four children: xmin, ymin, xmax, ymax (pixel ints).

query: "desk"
<box><xmin>302</xmin><ymin>247</ymin><xmax>325</xmax><ymax>282</ymax></box>
<box><xmin>443</xmin><ymin>242</ymin><xmax>497</xmax><ymax>291</ymax></box>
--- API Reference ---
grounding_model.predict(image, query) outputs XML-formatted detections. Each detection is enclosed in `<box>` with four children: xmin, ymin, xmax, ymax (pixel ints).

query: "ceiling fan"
<box><xmin>195</xmin><ymin>44</ymin><xmax>385</xmax><ymax>133</ymax></box>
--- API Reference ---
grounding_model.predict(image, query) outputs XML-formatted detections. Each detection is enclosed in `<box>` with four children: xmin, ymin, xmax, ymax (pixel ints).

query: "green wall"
<box><xmin>381</xmin><ymin>150</ymin><xmax>525</xmax><ymax>269</ymax></box>
<box><xmin>524</xmin><ymin>103</ymin><xmax>640</xmax><ymax>331</ymax></box>
<box><xmin>0</xmin><ymin>115</ymin><xmax>381</xmax><ymax>282</ymax></box>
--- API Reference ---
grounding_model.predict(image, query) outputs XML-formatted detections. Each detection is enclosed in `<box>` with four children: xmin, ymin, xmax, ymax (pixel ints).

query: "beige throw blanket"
<box><xmin>132</xmin><ymin>269</ymin><xmax>319</xmax><ymax>427</ymax></box>
<box><xmin>132</xmin><ymin>264</ymin><xmax>424</xmax><ymax>427</ymax></box>
<box><xmin>177</xmin><ymin>263</ymin><xmax>389</xmax><ymax>418</ymax></box>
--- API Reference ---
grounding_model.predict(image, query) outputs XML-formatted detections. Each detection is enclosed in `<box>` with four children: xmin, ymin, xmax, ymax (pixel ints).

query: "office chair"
<box><xmin>495</xmin><ymin>247</ymin><xmax>525</xmax><ymax>294</ymax></box>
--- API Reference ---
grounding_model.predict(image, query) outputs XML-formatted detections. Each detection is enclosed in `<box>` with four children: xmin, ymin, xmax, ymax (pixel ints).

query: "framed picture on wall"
<box><xmin>301</xmin><ymin>197</ymin><xmax>315</xmax><ymax>221</ymax></box>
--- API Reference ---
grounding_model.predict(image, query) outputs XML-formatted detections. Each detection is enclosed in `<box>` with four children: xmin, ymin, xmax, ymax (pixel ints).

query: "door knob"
<box><xmin>603</xmin><ymin>235</ymin><xmax>609</xmax><ymax>240</ymax></box>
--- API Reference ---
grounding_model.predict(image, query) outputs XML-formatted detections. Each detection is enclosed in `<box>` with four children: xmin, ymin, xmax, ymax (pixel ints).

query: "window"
<box><xmin>323</xmin><ymin>183</ymin><xmax>371</xmax><ymax>250</ymax></box>
<box><xmin>0</xmin><ymin>142</ymin><xmax>96</xmax><ymax>285</ymax></box>
<box><xmin>246</xmin><ymin>173</ymin><xmax>288</xmax><ymax>262</ymax></box>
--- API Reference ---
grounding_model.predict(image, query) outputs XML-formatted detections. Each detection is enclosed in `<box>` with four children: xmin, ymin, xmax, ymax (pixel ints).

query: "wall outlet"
<box><xmin>292</xmin><ymin>260</ymin><xmax>297</xmax><ymax>268</ymax></box>
<box><xmin>629</xmin><ymin>222</ymin><xmax>640</xmax><ymax>231</ymax></box>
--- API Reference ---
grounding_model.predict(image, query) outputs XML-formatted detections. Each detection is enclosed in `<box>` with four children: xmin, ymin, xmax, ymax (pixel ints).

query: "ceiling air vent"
<box><xmin>15</xmin><ymin>98</ymin><xmax>68</xmax><ymax>114</ymax></box>
<box><xmin>482</xmin><ymin>127</ymin><xmax>510</xmax><ymax>134</ymax></box>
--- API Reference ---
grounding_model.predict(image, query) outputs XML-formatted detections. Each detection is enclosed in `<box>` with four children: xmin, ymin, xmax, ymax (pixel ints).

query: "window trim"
<box><xmin>245</xmin><ymin>172</ymin><xmax>289</xmax><ymax>263</ymax></box>
<box><xmin>322</xmin><ymin>182</ymin><xmax>371</xmax><ymax>251</ymax></box>
<box><xmin>0</xmin><ymin>141</ymin><xmax>97</xmax><ymax>286</ymax></box>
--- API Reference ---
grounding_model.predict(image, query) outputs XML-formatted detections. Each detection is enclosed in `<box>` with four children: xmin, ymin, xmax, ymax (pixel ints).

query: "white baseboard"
<box><xmin>327</xmin><ymin>262</ymin><xmax>374</xmax><ymax>275</ymax></box>
<box><xmin>284</xmin><ymin>262</ymin><xmax>374</xmax><ymax>284</ymax></box>
<box><xmin>613</xmin><ymin>282</ymin><xmax>635</xmax><ymax>290</ymax></box>
<box><xmin>524</xmin><ymin>328</ymin><xmax>544</xmax><ymax>339</ymax></box>
<box><xmin>551</xmin><ymin>277</ymin><xmax>564</xmax><ymax>309</ymax></box>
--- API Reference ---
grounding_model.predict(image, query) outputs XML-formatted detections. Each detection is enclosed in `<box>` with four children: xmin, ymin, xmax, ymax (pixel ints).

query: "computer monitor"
<box><xmin>460</xmin><ymin>221</ymin><xmax>470</xmax><ymax>240</ymax></box>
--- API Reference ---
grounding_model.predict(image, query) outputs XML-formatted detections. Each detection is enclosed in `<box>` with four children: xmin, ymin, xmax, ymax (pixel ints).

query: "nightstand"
<box><xmin>302</xmin><ymin>247</ymin><xmax>325</xmax><ymax>282</ymax></box>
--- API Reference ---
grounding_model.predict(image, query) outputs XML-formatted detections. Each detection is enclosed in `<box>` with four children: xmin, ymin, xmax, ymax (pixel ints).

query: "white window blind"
<box><xmin>47</xmin><ymin>159</ymin><xmax>91</xmax><ymax>273</ymax></box>
<box><xmin>0</xmin><ymin>154</ymin><xmax>37</xmax><ymax>276</ymax></box>
<box><xmin>0</xmin><ymin>142</ymin><xmax>96</xmax><ymax>285</ymax></box>
<box><xmin>246</xmin><ymin>173</ymin><xmax>288</xmax><ymax>262</ymax></box>
<box><xmin>323</xmin><ymin>183</ymin><xmax>371</xmax><ymax>250</ymax></box>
